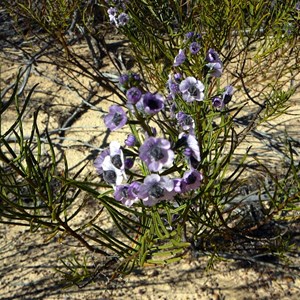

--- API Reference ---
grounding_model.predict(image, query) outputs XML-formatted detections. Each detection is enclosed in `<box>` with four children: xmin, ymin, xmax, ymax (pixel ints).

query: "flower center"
<box><xmin>121</xmin><ymin>187</ymin><xmax>129</xmax><ymax>198</ymax></box>
<box><xmin>103</xmin><ymin>170</ymin><xmax>117</xmax><ymax>184</ymax></box>
<box><xmin>188</xmin><ymin>85</ymin><xmax>198</xmax><ymax>97</ymax></box>
<box><xmin>186</xmin><ymin>173</ymin><xmax>197</xmax><ymax>185</ymax></box>
<box><xmin>148</xmin><ymin>98</ymin><xmax>161</xmax><ymax>110</ymax></box>
<box><xmin>150</xmin><ymin>145</ymin><xmax>164</xmax><ymax>161</ymax></box>
<box><xmin>112</xmin><ymin>113</ymin><xmax>123</xmax><ymax>126</ymax></box>
<box><xmin>149</xmin><ymin>184</ymin><xmax>164</xmax><ymax>198</ymax></box>
<box><xmin>111</xmin><ymin>154</ymin><xmax>122</xmax><ymax>169</ymax></box>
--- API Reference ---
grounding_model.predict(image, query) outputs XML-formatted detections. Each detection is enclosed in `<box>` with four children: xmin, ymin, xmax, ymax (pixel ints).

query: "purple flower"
<box><xmin>212</xmin><ymin>85</ymin><xmax>234</xmax><ymax>108</ymax></box>
<box><xmin>296</xmin><ymin>2</ymin><xmax>300</xmax><ymax>10</ymax></box>
<box><xmin>101</xmin><ymin>155</ymin><xmax>124</xmax><ymax>185</ymax></box>
<box><xmin>182</xmin><ymin>169</ymin><xmax>203</xmax><ymax>191</ymax></box>
<box><xmin>117</xmin><ymin>12</ymin><xmax>129</xmax><ymax>26</ymax></box>
<box><xmin>138</xmin><ymin>174</ymin><xmax>175</xmax><ymax>206</ymax></box>
<box><xmin>206</xmin><ymin>62</ymin><xmax>223</xmax><ymax>78</ymax></box>
<box><xmin>173</xmin><ymin>178</ymin><xmax>186</xmax><ymax>193</ymax></box>
<box><xmin>137</xmin><ymin>92</ymin><xmax>165</xmax><ymax>115</ymax></box>
<box><xmin>222</xmin><ymin>85</ymin><xmax>234</xmax><ymax>104</ymax></box>
<box><xmin>108</xmin><ymin>7</ymin><xmax>117</xmax><ymax>17</ymax></box>
<box><xmin>189</xmin><ymin>42</ymin><xmax>200</xmax><ymax>55</ymax></box>
<box><xmin>114</xmin><ymin>182</ymin><xmax>140</xmax><ymax>207</ymax></box>
<box><xmin>179</xmin><ymin>76</ymin><xmax>205</xmax><ymax>102</ymax></box>
<box><xmin>124</xmin><ymin>157</ymin><xmax>134</xmax><ymax>169</ymax></box>
<box><xmin>126</xmin><ymin>87</ymin><xmax>142</xmax><ymax>104</ymax></box>
<box><xmin>94</xmin><ymin>148</ymin><xmax>110</xmax><ymax>175</ymax></box>
<box><xmin>125</xmin><ymin>134</ymin><xmax>136</xmax><ymax>147</ymax></box>
<box><xmin>108</xmin><ymin>7</ymin><xmax>118</xmax><ymax>26</ymax></box>
<box><xmin>94</xmin><ymin>141</ymin><xmax>126</xmax><ymax>184</ymax></box>
<box><xmin>167</xmin><ymin>75</ymin><xmax>180</xmax><ymax>99</ymax></box>
<box><xmin>109</xmin><ymin>141</ymin><xmax>125</xmax><ymax>171</ymax></box>
<box><xmin>206</xmin><ymin>48</ymin><xmax>222</xmax><ymax>63</ymax></box>
<box><xmin>139</xmin><ymin>137</ymin><xmax>174</xmax><ymax>172</ymax></box>
<box><xmin>173</xmin><ymin>49</ymin><xmax>186</xmax><ymax>67</ymax></box>
<box><xmin>174</xmin><ymin>73</ymin><xmax>182</xmax><ymax>81</ymax></box>
<box><xmin>183</xmin><ymin>134</ymin><xmax>200</xmax><ymax>162</ymax></box>
<box><xmin>176</xmin><ymin>111</ymin><xmax>195</xmax><ymax>132</ymax></box>
<box><xmin>185</xmin><ymin>31</ymin><xmax>194</xmax><ymax>39</ymax></box>
<box><xmin>104</xmin><ymin>105</ymin><xmax>127</xmax><ymax>131</ymax></box>
<box><xmin>212</xmin><ymin>96</ymin><xmax>224</xmax><ymax>109</ymax></box>
<box><xmin>119</xmin><ymin>74</ymin><xmax>130</xmax><ymax>86</ymax></box>
<box><xmin>128</xmin><ymin>181</ymin><xmax>141</xmax><ymax>198</ymax></box>
<box><xmin>132</xmin><ymin>73</ymin><xmax>141</xmax><ymax>81</ymax></box>
<box><xmin>205</xmin><ymin>49</ymin><xmax>223</xmax><ymax>78</ymax></box>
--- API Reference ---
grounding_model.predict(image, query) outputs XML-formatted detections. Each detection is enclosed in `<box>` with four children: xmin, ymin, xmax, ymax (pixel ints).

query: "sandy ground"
<box><xmin>1</xmin><ymin>31</ymin><xmax>300</xmax><ymax>299</ymax></box>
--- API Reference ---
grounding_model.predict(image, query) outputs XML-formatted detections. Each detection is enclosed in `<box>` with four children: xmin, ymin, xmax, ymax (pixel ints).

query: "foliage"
<box><xmin>0</xmin><ymin>0</ymin><xmax>300</xmax><ymax>287</ymax></box>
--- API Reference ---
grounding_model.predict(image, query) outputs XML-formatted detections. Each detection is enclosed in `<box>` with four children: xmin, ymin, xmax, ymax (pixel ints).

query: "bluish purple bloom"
<box><xmin>182</xmin><ymin>169</ymin><xmax>203</xmax><ymax>191</ymax></box>
<box><xmin>185</xmin><ymin>31</ymin><xmax>194</xmax><ymax>39</ymax></box>
<box><xmin>174</xmin><ymin>73</ymin><xmax>182</xmax><ymax>81</ymax></box>
<box><xmin>179</xmin><ymin>76</ymin><xmax>205</xmax><ymax>102</ymax></box>
<box><xmin>126</xmin><ymin>87</ymin><xmax>142</xmax><ymax>104</ymax></box>
<box><xmin>117</xmin><ymin>12</ymin><xmax>129</xmax><ymax>26</ymax></box>
<box><xmin>94</xmin><ymin>148</ymin><xmax>110</xmax><ymax>175</ymax></box>
<box><xmin>114</xmin><ymin>182</ymin><xmax>140</xmax><ymax>207</ymax></box>
<box><xmin>206</xmin><ymin>48</ymin><xmax>222</xmax><ymax>63</ymax></box>
<box><xmin>119</xmin><ymin>74</ymin><xmax>130</xmax><ymax>86</ymax></box>
<box><xmin>101</xmin><ymin>155</ymin><xmax>124</xmax><ymax>185</ymax></box>
<box><xmin>212</xmin><ymin>96</ymin><xmax>224</xmax><ymax>109</ymax></box>
<box><xmin>138</xmin><ymin>174</ymin><xmax>175</xmax><ymax>206</ymax></box>
<box><xmin>212</xmin><ymin>85</ymin><xmax>234</xmax><ymax>108</ymax></box>
<box><xmin>124</xmin><ymin>157</ymin><xmax>134</xmax><ymax>169</ymax></box>
<box><xmin>222</xmin><ymin>85</ymin><xmax>234</xmax><ymax>104</ymax></box>
<box><xmin>176</xmin><ymin>111</ymin><xmax>195</xmax><ymax>132</ymax></box>
<box><xmin>137</xmin><ymin>92</ymin><xmax>165</xmax><ymax>115</ymax></box>
<box><xmin>109</xmin><ymin>141</ymin><xmax>125</xmax><ymax>172</ymax></box>
<box><xmin>173</xmin><ymin>178</ymin><xmax>186</xmax><ymax>193</ymax></box>
<box><xmin>206</xmin><ymin>62</ymin><xmax>223</xmax><ymax>78</ymax></box>
<box><xmin>189</xmin><ymin>42</ymin><xmax>200</xmax><ymax>55</ymax></box>
<box><xmin>167</xmin><ymin>74</ymin><xmax>180</xmax><ymax>99</ymax></box>
<box><xmin>296</xmin><ymin>2</ymin><xmax>300</xmax><ymax>10</ymax></box>
<box><xmin>104</xmin><ymin>105</ymin><xmax>127</xmax><ymax>131</ymax></box>
<box><xmin>205</xmin><ymin>49</ymin><xmax>223</xmax><ymax>78</ymax></box>
<box><xmin>177</xmin><ymin>133</ymin><xmax>200</xmax><ymax>168</ymax></box>
<box><xmin>173</xmin><ymin>49</ymin><xmax>186</xmax><ymax>67</ymax></box>
<box><xmin>120</xmin><ymin>73</ymin><xmax>141</xmax><ymax>90</ymax></box>
<box><xmin>132</xmin><ymin>73</ymin><xmax>141</xmax><ymax>81</ymax></box>
<box><xmin>139</xmin><ymin>137</ymin><xmax>174</xmax><ymax>172</ymax></box>
<box><xmin>108</xmin><ymin>7</ymin><xmax>117</xmax><ymax>17</ymax></box>
<box><xmin>125</xmin><ymin>134</ymin><xmax>136</xmax><ymax>147</ymax></box>
<box><xmin>95</xmin><ymin>141</ymin><xmax>126</xmax><ymax>185</ymax></box>
<box><xmin>128</xmin><ymin>181</ymin><xmax>141</xmax><ymax>198</ymax></box>
<box><xmin>107</xmin><ymin>7</ymin><xmax>118</xmax><ymax>26</ymax></box>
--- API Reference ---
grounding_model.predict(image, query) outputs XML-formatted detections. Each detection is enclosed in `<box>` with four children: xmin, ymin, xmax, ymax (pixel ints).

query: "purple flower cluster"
<box><xmin>166</xmin><ymin>74</ymin><xmax>205</xmax><ymax>103</ymax></box>
<box><xmin>95</xmin><ymin>72</ymin><xmax>204</xmax><ymax>206</ymax></box>
<box><xmin>107</xmin><ymin>1</ymin><xmax>130</xmax><ymax>27</ymax></box>
<box><xmin>119</xmin><ymin>72</ymin><xmax>141</xmax><ymax>89</ymax></box>
<box><xmin>173</xmin><ymin>31</ymin><xmax>202</xmax><ymax>67</ymax></box>
<box><xmin>95</xmin><ymin>131</ymin><xmax>203</xmax><ymax>206</ymax></box>
<box><xmin>95</xmin><ymin>34</ymin><xmax>234</xmax><ymax>208</ymax></box>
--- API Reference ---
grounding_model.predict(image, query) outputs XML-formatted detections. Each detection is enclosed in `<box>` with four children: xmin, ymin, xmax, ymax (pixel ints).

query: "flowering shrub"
<box><xmin>1</xmin><ymin>0</ymin><xmax>299</xmax><ymax>288</ymax></box>
<box><xmin>92</xmin><ymin>38</ymin><xmax>250</xmax><ymax>267</ymax></box>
